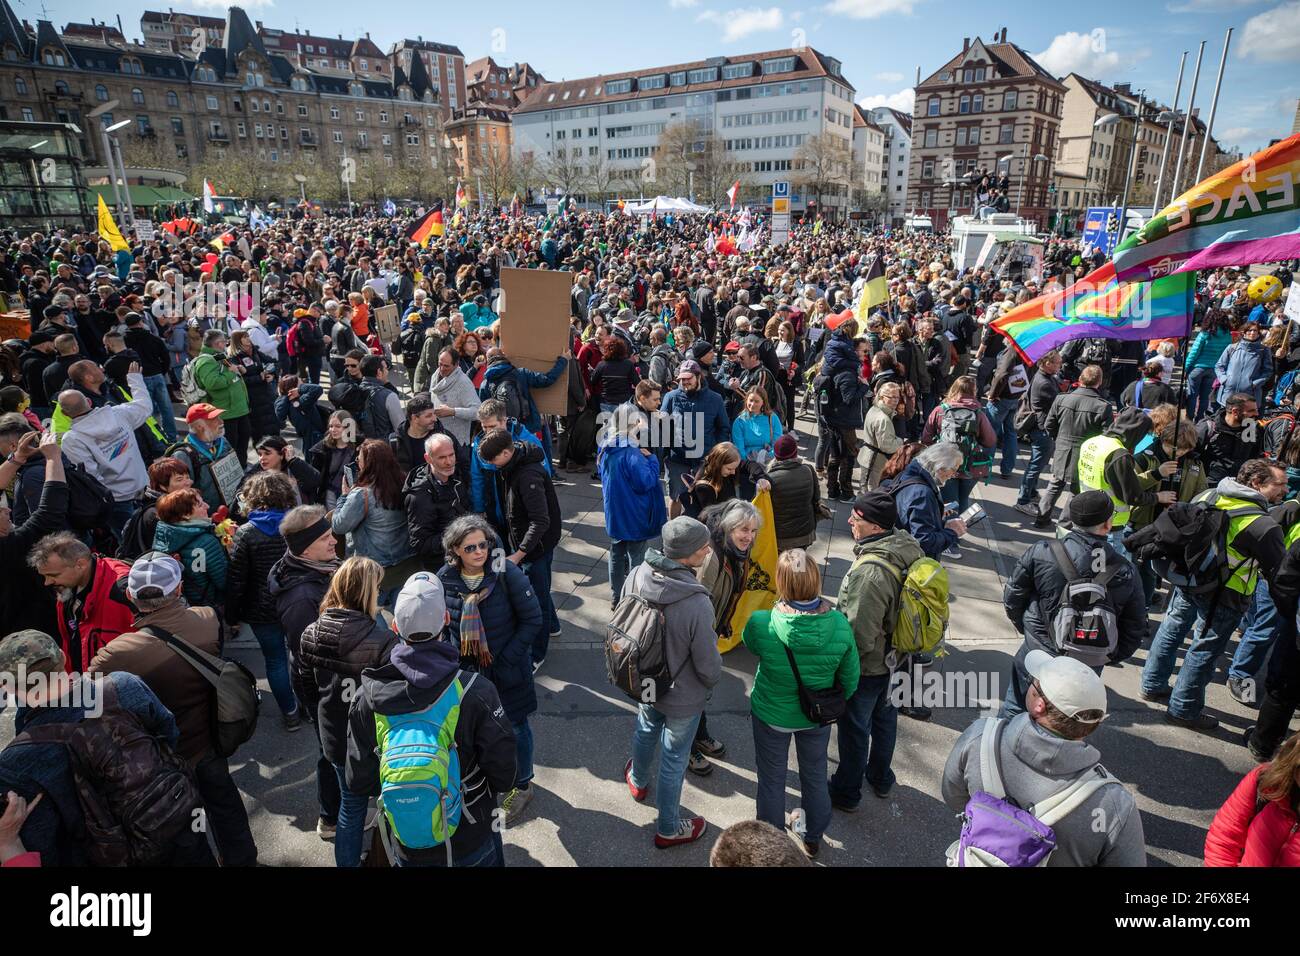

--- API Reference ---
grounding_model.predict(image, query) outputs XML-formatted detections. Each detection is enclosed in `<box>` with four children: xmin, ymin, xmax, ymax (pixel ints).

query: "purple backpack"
<box><xmin>946</xmin><ymin>718</ymin><xmax>1116</xmax><ymax>867</ymax></box>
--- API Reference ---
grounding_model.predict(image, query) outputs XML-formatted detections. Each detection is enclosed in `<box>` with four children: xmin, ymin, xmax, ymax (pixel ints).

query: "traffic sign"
<box><xmin>773</xmin><ymin>197</ymin><xmax>789</xmax><ymax>214</ymax></box>
<box><xmin>770</xmin><ymin>211</ymin><xmax>790</xmax><ymax>247</ymax></box>
<box><xmin>772</xmin><ymin>181</ymin><xmax>790</xmax><ymax>199</ymax></box>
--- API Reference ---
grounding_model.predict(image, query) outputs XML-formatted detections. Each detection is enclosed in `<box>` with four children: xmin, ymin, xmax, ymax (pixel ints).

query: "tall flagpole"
<box><xmin>1170</xmin><ymin>41</ymin><xmax>1205</xmax><ymax>199</ymax></box>
<box><xmin>1151</xmin><ymin>51</ymin><xmax>1187</xmax><ymax>211</ymax></box>
<box><xmin>1195</xmin><ymin>27</ymin><xmax>1232</xmax><ymax>184</ymax></box>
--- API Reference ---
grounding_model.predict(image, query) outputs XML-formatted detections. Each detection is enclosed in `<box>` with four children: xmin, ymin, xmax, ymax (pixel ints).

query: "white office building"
<box><xmin>871</xmin><ymin>107</ymin><xmax>912</xmax><ymax>224</ymax></box>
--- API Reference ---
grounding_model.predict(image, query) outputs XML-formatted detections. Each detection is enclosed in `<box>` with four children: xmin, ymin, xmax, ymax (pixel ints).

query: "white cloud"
<box><xmin>1219</xmin><ymin>126</ymin><xmax>1254</xmax><ymax>141</ymax></box>
<box><xmin>1032</xmin><ymin>31</ymin><xmax>1121</xmax><ymax>77</ymax></box>
<box><xmin>857</xmin><ymin>88</ymin><xmax>915</xmax><ymax>113</ymax></box>
<box><xmin>823</xmin><ymin>0</ymin><xmax>918</xmax><ymax>17</ymax></box>
<box><xmin>873</xmin><ymin>71</ymin><xmax>904</xmax><ymax>83</ymax></box>
<box><xmin>1239</xmin><ymin>1</ymin><xmax>1300</xmax><ymax>62</ymax></box>
<box><xmin>669</xmin><ymin>0</ymin><xmax>699</xmax><ymax>8</ymax></box>
<box><xmin>697</xmin><ymin>7</ymin><xmax>785</xmax><ymax>41</ymax></box>
<box><xmin>1166</xmin><ymin>0</ymin><xmax>1262</xmax><ymax>11</ymax></box>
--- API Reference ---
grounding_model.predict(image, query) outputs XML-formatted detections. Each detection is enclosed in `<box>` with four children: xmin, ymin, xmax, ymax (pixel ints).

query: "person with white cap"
<box><xmin>941</xmin><ymin>650</ymin><xmax>1147</xmax><ymax>867</ymax></box>
<box><xmin>89</xmin><ymin>552</ymin><xmax>257</xmax><ymax>866</ymax></box>
<box><xmin>344</xmin><ymin>569</ymin><xmax>517</xmax><ymax>867</ymax></box>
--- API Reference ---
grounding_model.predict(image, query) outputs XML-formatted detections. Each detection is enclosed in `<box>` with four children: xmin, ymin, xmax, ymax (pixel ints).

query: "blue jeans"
<box><xmin>523</xmin><ymin>550</ymin><xmax>559</xmax><ymax>656</ymax></box>
<box><xmin>1187</xmin><ymin>366</ymin><xmax>1216</xmax><ymax>421</ymax></box>
<box><xmin>248</xmin><ymin>621</ymin><xmax>298</xmax><ymax>716</ymax></box>
<box><xmin>513</xmin><ymin>719</ymin><xmax>534</xmax><ymax>788</ymax></box>
<box><xmin>609</xmin><ymin>538</ymin><xmax>650</xmax><ymax>603</ymax></box>
<box><xmin>941</xmin><ymin>476</ymin><xmax>978</xmax><ymax>513</ymax></box>
<box><xmin>1141</xmin><ymin>587</ymin><xmax>1248</xmax><ymax>719</ymax></box>
<box><xmin>1230</xmin><ymin>579</ymin><xmax>1279</xmax><ymax>683</ymax></box>
<box><xmin>332</xmin><ymin>763</ymin><xmax>368</xmax><ymax>867</ymax></box>
<box><xmin>986</xmin><ymin>397</ymin><xmax>1020</xmax><ymax>477</ymax></box>
<box><xmin>109</xmin><ymin>499</ymin><xmax>137</xmax><ymax>544</ymax></box>
<box><xmin>378</xmin><ymin>585</ymin><xmax>402</xmax><ymax>611</ymax></box>
<box><xmin>1017</xmin><ymin>429</ymin><xmax>1053</xmax><ymax>505</ymax></box>
<box><xmin>630</xmin><ymin>704</ymin><xmax>701</xmax><ymax>837</ymax></box>
<box><xmin>828</xmin><ymin>673</ymin><xmax>897</xmax><ymax>806</ymax></box>
<box><xmin>391</xmin><ymin>832</ymin><xmax>501</xmax><ymax>867</ymax></box>
<box><xmin>752</xmin><ymin>716</ymin><xmax>833</xmax><ymax>842</ymax></box>
<box><xmin>1107</xmin><ymin>528</ymin><xmax>1131</xmax><ymax>562</ymax></box>
<box><xmin>144</xmin><ymin>373</ymin><xmax>178</xmax><ymax>441</ymax></box>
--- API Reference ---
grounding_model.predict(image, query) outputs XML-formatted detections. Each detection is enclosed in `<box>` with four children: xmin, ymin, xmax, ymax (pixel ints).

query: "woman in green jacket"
<box><xmin>742</xmin><ymin>548</ymin><xmax>859</xmax><ymax>858</ymax></box>
<box><xmin>192</xmin><ymin>328</ymin><xmax>253</xmax><ymax>465</ymax></box>
<box><xmin>151</xmin><ymin>487</ymin><xmax>229</xmax><ymax>608</ymax></box>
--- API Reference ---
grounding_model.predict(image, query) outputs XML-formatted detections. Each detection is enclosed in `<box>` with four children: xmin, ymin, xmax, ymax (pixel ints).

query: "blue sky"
<box><xmin>31</xmin><ymin>0</ymin><xmax>1300</xmax><ymax>152</ymax></box>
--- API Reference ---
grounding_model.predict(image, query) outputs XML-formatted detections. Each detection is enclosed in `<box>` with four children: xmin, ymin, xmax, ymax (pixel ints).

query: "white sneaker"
<box><xmin>942</xmin><ymin>546</ymin><xmax>962</xmax><ymax>560</ymax></box>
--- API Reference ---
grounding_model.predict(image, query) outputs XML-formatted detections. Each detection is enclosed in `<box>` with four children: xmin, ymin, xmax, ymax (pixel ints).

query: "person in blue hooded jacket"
<box><xmin>662</xmin><ymin>359</ymin><xmax>731</xmax><ymax>505</ymax></box>
<box><xmin>477</xmin><ymin>349</ymin><xmax>567</xmax><ymax>465</ymax></box>
<box><xmin>469</xmin><ymin>398</ymin><xmax>550</xmax><ymax>521</ymax></box>
<box><xmin>599</xmin><ymin>404</ymin><xmax>669</xmax><ymax>607</ymax></box>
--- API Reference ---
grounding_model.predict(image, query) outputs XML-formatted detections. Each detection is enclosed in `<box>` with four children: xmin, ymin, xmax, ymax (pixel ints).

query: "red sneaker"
<box><xmin>655</xmin><ymin>816</ymin><xmax>707</xmax><ymax>848</ymax></box>
<box><xmin>625</xmin><ymin>759</ymin><xmax>647</xmax><ymax>802</ymax></box>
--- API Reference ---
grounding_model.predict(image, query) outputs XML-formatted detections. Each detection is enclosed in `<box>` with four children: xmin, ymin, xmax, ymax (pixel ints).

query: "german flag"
<box><xmin>405</xmin><ymin>208</ymin><xmax>444</xmax><ymax>247</ymax></box>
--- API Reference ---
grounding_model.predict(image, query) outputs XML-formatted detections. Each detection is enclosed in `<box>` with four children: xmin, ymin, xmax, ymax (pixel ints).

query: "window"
<box><xmin>360</xmin><ymin>59</ymin><xmax>369</xmax><ymax>72</ymax></box>
<box><xmin>687</xmin><ymin>67</ymin><xmax>718</xmax><ymax>84</ymax></box>
<box><xmin>333</xmin><ymin>130</ymin><xmax>343</xmax><ymax>143</ymax></box>
<box><xmin>43</xmin><ymin>48</ymin><xmax>67</xmax><ymax>67</ymax></box>
<box><xmin>206</xmin><ymin>95</ymin><xmax>218</xmax><ymax>110</ymax></box>
<box><xmin>956</xmin><ymin>127</ymin><xmax>967</xmax><ymax>146</ymax></box>
<box><xmin>349</xmin><ymin>82</ymin><xmax>364</xmax><ymax>97</ymax></box>
<box><xmin>355</xmin><ymin>109</ymin><xmax>365</xmax><ymax>122</ymax></box>
<box><xmin>291</xmin><ymin>76</ymin><xmax>309</xmax><ymax>92</ymax></box>
<box><xmin>963</xmin><ymin>69</ymin><xmax>973</xmax><ymax>83</ymax></box>
<box><xmin>922</xmin><ymin>159</ymin><xmax>934</xmax><ymax>179</ymax></box>
<box><xmin>999</xmin><ymin>124</ymin><xmax>1013</xmax><ymax>144</ymax></box>
<box><xmin>281</xmin><ymin>125</ymin><xmax>288</xmax><ymax>139</ymax></box>
<box><xmin>21</xmin><ymin>107</ymin><xmax>33</xmax><ymax>121</ymax></box>
<box><xmin>237</xmin><ymin>121</ymin><xmax>246</xmax><ymax>137</ymax></box>
<box><xmin>605</xmin><ymin>79</ymin><xmax>632</xmax><ymax>95</ymax></box>
<box><xmin>330</xmin><ymin>106</ymin><xmax>340</xmax><ymax>120</ymax></box>
<box><xmin>196</xmin><ymin>65</ymin><xmax>216</xmax><ymax>83</ymax></box>
<box><xmin>382</xmin><ymin>133</ymin><xmax>391</xmax><ymax>146</ymax></box>
<box><xmin>921</xmin><ymin>190</ymin><xmax>931</xmax><ymax>206</ymax></box>
<box><xmin>277</xmin><ymin>102</ymin><xmax>284</xmax><ymax>113</ymax></box>
<box><xmin>1004</xmin><ymin>90</ymin><xmax>1017</xmax><ymax>111</ymax></box>
<box><xmin>379</xmin><ymin>111</ymin><xmax>388</xmax><ymax>124</ymax></box>
<box><xmin>137</xmin><ymin>116</ymin><xmax>151</xmax><ymax>135</ymax></box>
<box><xmin>95</xmin><ymin>84</ymin><xmax>109</xmax><ymax>102</ymax></box>
<box><xmin>928</xmin><ymin>97</ymin><xmax>940</xmax><ymax>117</ymax></box>
<box><xmin>251</xmin><ymin>99</ymin><xmax>260</xmax><ymax>112</ymax></box>
<box><xmin>975</xmin><ymin>67</ymin><xmax>986</xmax><ymax>82</ymax></box>
<box><xmin>670</xmin><ymin>71</ymin><xmax>686</xmax><ymax>86</ymax></box>
<box><xmin>297</xmin><ymin>104</ymin><xmax>308</xmax><ymax>117</ymax></box>
<box><xmin>171</xmin><ymin>117</ymin><xmax>183</xmax><ymax>135</ymax></box>
<box><xmin>53</xmin><ymin>80</ymin><xmax>68</xmax><ymax>95</ymax></box>
<box><xmin>166</xmin><ymin>90</ymin><xmax>179</xmax><ymax>107</ymax></box>
<box><xmin>14</xmin><ymin>76</ymin><xmax>26</xmax><ymax>95</ymax></box>
<box><xmin>959</xmin><ymin>95</ymin><xmax>970</xmax><ymax>114</ymax></box>
<box><xmin>924</xmin><ymin>127</ymin><xmax>937</xmax><ymax>147</ymax></box>
<box><xmin>969</xmin><ymin>126</ymin><xmax>980</xmax><ymax>145</ymax></box>
<box><xmin>358</xmin><ymin>131</ymin><xmax>368</xmax><ymax>147</ymax></box>
<box><xmin>721</xmin><ymin>63</ymin><xmax>753</xmax><ymax>80</ymax></box>
<box><xmin>640</xmin><ymin>74</ymin><xmax>667</xmax><ymax>90</ymax></box>
<box><xmin>973</xmin><ymin>93</ymin><xmax>983</xmax><ymax>113</ymax></box>
<box><xmin>762</xmin><ymin>57</ymin><xmax>795</xmax><ymax>74</ymax></box>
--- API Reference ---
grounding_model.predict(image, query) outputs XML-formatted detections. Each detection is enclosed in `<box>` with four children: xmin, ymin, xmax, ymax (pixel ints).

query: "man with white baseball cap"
<box><xmin>344</xmin><ymin>571</ymin><xmax>517</xmax><ymax>867</ymax></box>
<box><xmin>940</xmin><ymin>649</ymin><xmax>1146</xmax><ymax>866</ymax></box>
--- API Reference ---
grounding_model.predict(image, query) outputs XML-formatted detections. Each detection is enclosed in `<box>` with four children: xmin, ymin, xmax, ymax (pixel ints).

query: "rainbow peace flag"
<box><xmin>1112</xmin><ymin>132</ymin><xmax>1300</xmax><ymax>283</ymax></box>
<box><xmin>990</xmin><ymin>262</ymin><xmax>1194</xmax><ymax>365</ymax></box>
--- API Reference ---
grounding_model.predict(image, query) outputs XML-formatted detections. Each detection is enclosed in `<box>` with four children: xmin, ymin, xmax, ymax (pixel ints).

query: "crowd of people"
<box><xmin>0</xmin><ymin>204</ymin><xmax>1297</xmax><ymax>869</ymax></box>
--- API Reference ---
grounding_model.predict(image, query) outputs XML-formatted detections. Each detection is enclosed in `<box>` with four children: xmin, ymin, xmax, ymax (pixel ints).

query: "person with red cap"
<box><xmin>171</xmin><ymin>403</ymin><xmax>239</xmax><ymax>512</ymax></box>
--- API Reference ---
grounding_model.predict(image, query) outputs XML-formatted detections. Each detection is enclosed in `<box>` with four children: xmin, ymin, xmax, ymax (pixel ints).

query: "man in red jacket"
<box><xmin>27</xmin><ymin>532</ymin><xmax>133</xmax><ymax>673</ymax></box>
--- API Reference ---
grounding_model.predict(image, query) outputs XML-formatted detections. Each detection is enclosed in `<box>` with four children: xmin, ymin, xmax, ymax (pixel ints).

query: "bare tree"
<box><xmin>473</xmin><ymin>146</ymin><xmax>516</xmax><ymax>207</ymax></box>
<box><xmin>795</xmin><ymin>133</ymin><xmax>853</xmax><ymax>217</ymax></box>
<box><xmin>651</xmin><ymin>121</ymin><xmax>747</xmax><ymax>206</ymax></box>
<box><xmin>513</xmin><ymin>150</ymin><xmax>542</xmax><ymax>203</ymax></box>
<box><xmin>584</xmin><ymin>153</ymin><xmax>618</xmax><ymax>205</ymax></box>
<box><xmin>543</xmin><ymin>146</ymin><xmax>586</xmax><ymax>199</ymax></box>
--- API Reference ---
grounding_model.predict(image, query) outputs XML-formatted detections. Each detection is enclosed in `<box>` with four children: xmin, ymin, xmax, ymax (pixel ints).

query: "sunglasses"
<box><xmin>460</xmin><ymin>541</ymin><xmax>490</xmax><ymax>554</ymax></box>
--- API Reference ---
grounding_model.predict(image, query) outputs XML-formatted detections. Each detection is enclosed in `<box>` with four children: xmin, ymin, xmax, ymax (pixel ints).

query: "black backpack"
<box><xmin>65</xmin><ymin>460</ymin><xmax>115</xmax><ymax>530</ymax></box>
<box><xmin>398</xmin><ymin>325</ymin><xmax>424</xmax><ymax>369</ymax></box>
<box><xmin>116</xmin><ymin>502</ymin><xmax>156</xmax><ymax>561</ymax></box>
<box><xmin>1126</xmin><ymin>492</ymin><xmax>1263</xmax><ymax>595</ymax></box>
<box><xmin>328</xmin><ymin>380</ymin><xmax>376</xmax><ymax>436</ymax></box>
<box><xmin>492</xmin><ymin>371</ymin><xmax>528</xmax><ymax>424</ymax></box>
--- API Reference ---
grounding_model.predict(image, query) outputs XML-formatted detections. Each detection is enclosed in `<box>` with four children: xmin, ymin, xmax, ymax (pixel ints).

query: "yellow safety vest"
<box><xmin>1193</xmin><ymin>489</ymin><xmax>1268</xmax><ymax>596</ymax></box>
<box><xmin>1077</xmin><ymin>434</ymin><xmax>1130</xmax><ymax>528</ymax></box>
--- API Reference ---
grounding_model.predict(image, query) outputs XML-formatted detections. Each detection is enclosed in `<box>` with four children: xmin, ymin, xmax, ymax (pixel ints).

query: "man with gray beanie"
<box><xmin>345</xmin><ymin>571</ymin><xmax>517</xmax><ymax>867</ymax></box>
<box><xmin>622</xmin><ymin>516</ymin><xmax>721</xmax><ymax>848</ymax></box>
<box><xmin>1000</xmin><ymin>490</ymin><xmax>1147</xmax><ymax>719</ymax></box>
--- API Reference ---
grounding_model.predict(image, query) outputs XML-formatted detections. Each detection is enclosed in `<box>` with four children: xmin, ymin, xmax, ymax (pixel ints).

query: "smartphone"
<box><xmin>342</xmin><ymin>464</ymin><xmax>357</xmax><ymax>487</ymax></box>
<box><xmin>960</xmin><ymin>503</ymin><xmax>987</xmax><ymax>527</ymax></box>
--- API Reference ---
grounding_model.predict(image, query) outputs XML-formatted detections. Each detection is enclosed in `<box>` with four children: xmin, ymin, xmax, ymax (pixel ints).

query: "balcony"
<box><xmin>299</xmin><ymin>131</ymin><xmax>317</xmax><ymax>147</ymax></box>
<box><xmin>207</xmin><ymin>128</ymin><xmax>230</xmax><ymax>142</ymax></box>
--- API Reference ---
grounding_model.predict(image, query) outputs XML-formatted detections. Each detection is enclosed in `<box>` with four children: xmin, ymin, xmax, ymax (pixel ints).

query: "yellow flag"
<box><xmin>720</xmin><ymin>489</ymin><xmax>778</xmax><ymax>653</ymax></box>
<box><xmin>96</xmin><ymin>194</ymin><xmax>129</xmax><ymax>253</ymax></box>
<box><xmin>854</xmin><ymin>254</ymin><xmax>888</xmax><ymax>324</ymax></box>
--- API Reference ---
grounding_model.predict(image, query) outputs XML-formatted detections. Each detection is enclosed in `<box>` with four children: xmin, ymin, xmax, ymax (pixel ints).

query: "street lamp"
<box><xmin>1093</xmin><ymin>91</ymin><xmax>1145</xmax><ymax>248</ymax></box>
<box><xmin>101</xmin><ymin>117</ymin><xmax>134</xmax><ymax>227</ymax></box>
<box><xmin>293</xmin><ymin>173</ymin><xmax>307</xmax><ymax>205</ymax></box>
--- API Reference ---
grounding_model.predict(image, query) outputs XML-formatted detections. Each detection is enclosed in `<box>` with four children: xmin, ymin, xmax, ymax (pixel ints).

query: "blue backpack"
<box><xmin>945</xmin><ymin>718</ymin><xmax>1118</xmax><ymax>867</ymax></box>
<box><xmin>1273</xmin><ymin>369</ymin><xmax>1298</xmax><ymax>408</ymax></box>
<box><xmin>375</xmin><ymin>671</ymin><xmax>477</xmax><ymax>864</ymax></box>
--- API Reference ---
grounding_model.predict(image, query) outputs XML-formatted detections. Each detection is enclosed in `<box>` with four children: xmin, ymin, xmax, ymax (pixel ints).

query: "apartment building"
<box><xmin>0</xmin><ymin>5</ymin><xmax>457</xmax><ymax>179</ymax></box>
<box><xmin>907</xmin><ymin>29</ymin><xmax>1064</xmax><ymax>230</ymax></box>
<box><xmin>391</xmin><ymin>38</ymin><xmax>467</xmax><ymax>115</ymax></box>
<box><xmin>851</xmin><ymin>105</ymin><xmax>884</xmax><ymax>208</ymax></box>
<box><xmin>870</xmin><ymin>106</ymin><xmax>911</xmax><ymax>222</ymax></box>
<box><xmin>445</xmin><ymin>105</ymin><xmax>512</xmax><ymax>176</ymax></box>
<box><xmin>465</xmin><ymin>55</ymin><xmax>545</xmax><ymax>109</ymax></box>
<box><xmin>1054</xmin><ymin>73</ymin><xmax>1128</xmax><ymax>227</ymax></box>
<box><xmin>512</xmin><ymin>48</ymin><xmax>857</xmax><ymax>212</ymax></box>
<box><xmin>140</xmin><ymin>9</ymin><xmax>225</xmax><ymax>54</ymax></box>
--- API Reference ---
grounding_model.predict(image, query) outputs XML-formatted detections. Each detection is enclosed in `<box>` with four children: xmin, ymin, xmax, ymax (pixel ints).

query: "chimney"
<box><xmin>962</xmin><ymin>38</ymin><xmax>969</xmax><ymax>52</ymax></box>
<box><xmin>1001</xmin><ymin>28</ymin><xmax>1008</xmax><ymax>43</ymax></box>
<box><xmin>256</xmin><ymin>20</ymin><xmax>262</xmax><ymax>30</ymax></box>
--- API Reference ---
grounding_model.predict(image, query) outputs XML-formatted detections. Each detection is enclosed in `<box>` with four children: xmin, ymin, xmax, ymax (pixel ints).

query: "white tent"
<box><xmin>623</xmin><ymin>196</ymin><xmax>711</xmax><ymax>214</ymax></box>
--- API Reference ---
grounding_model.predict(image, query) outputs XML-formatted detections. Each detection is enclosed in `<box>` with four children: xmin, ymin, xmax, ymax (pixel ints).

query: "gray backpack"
<box><xmin>605</xmin><ymin>591</ymin><xmax>677</xmax><ymax>705</ymax></box>
<box><xmin>1048</xmin><ymin>540</ymin><xmax>1121</xmax><ymax>668</ymax></box>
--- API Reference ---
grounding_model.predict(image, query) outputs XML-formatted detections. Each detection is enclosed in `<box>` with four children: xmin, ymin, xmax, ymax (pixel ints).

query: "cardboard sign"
<box><xmin>374</xmin><ymin>304</ymin><xmax>400</xmax><ymax>344</ymax></box>
<box><xmin>209</xmin><ymin>451</ymin><xmax>244</xmax><ymax>508</ymax></box>
<box><xmin>134</xmin><ymin>220</ymin><xmax>155</xmax><ymax>241</ymax></box>
<box><xmin>497</xmin><ymin>268</ymin><xmax>570</xmax><ymax>417</ymax></box>
<box><xmin>1285</xmin><ymin>280</ymin><xmax>1300</xmax><ymax>324</ymax></box>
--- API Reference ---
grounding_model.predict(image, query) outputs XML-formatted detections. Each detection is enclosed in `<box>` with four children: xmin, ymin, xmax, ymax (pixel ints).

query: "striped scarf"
<box><xmin>458</xmin><ymin>576</ymin><xmax>497</xmax><ymax>668</ymax></box>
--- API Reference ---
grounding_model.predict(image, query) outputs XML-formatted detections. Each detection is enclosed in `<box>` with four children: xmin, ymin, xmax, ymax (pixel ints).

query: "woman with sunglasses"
<box><xmin>438</xmin><ymin>514</ymin><xmax>542</xmax><ymax>829</ymax></box>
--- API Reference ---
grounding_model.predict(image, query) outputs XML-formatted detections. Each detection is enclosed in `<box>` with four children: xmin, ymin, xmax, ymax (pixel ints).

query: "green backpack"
<box><xmin>375</xmin><ymin>671</ymin><xmax>477</xmax><ymax>864</ymax></box>
<box><xmin>857</xmin><ymin>554</ymin><xmax>950</xmax><ymax>658</ymax></box>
